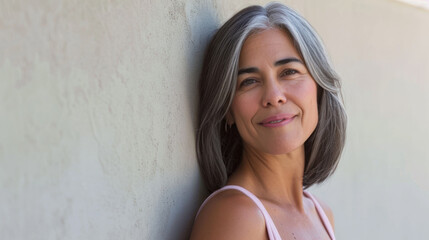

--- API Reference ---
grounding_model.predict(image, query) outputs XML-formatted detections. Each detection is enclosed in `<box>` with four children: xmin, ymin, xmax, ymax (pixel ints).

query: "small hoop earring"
<box><xmin>224</xmin><ymin>121</ymin><xmax>230</xmax><ymax>132</ymax></box>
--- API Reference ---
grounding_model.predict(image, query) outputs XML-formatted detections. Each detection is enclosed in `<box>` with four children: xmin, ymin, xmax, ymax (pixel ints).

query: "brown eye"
<box><xmin>281</xmin><ymin>69</ymin><xmax>299</xmax><ymax>77</ymax></box>
<box><xmin>240</xmin><ymin>78</ymin><xmax>257</xmax><ymax>87</ymax></box>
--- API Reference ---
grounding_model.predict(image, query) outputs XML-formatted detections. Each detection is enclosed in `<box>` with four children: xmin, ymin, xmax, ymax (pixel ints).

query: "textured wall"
<box><xmin>1</xmin><ymin>0</ymin><xmax>429</xmax><ymax>239</ymax></box>
<box><xmin>305</xmin><ymin>0</ymin><xmax>429</xmax><ymax>239</ymax></box>
<box><xmin>0</xmin><ymin>0</ymin><xmax>217</xmax><ymax>239</ymax></box>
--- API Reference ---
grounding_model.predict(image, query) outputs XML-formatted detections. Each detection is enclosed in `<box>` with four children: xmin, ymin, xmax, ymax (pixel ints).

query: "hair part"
<box><xmin>197</xmin><ymin>2</ymin><xmax>347</xmax><ymax>193</ymax></box>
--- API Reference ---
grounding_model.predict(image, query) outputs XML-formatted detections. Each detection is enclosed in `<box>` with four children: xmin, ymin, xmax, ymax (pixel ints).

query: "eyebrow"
<box><xmin>237</xmin><ymin>57</ymin><xmax>303</xmax><ymax>76</ymax></box>
<box><xmin>275</xmin><ymin>57</ymin><xmax>302</xmax><ymax>66</ymax></box>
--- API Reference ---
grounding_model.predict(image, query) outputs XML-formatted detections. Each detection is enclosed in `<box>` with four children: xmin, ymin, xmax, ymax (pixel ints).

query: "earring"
<box><xmin>224</xmin><ymin>121</ymin><xmax>230</xmax><ymax>132</ymax></box>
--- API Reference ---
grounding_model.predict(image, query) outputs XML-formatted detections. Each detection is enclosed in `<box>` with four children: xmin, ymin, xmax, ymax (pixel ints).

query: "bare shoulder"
<box><xmin>312</xmin><ymin>194</ymin><xmax>335</xmax><ymax>230</ymax></box>
<box><xmin>190</xmin><ymin>189</ymin><xmax>267</xmax><ymax>240</ymax></box>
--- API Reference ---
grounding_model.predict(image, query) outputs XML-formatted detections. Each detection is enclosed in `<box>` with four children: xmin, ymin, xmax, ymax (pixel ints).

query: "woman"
<box><xmin>190</xmin><ymin>2</ymin><xmax>346</xmax><ymax>240</ymax></box>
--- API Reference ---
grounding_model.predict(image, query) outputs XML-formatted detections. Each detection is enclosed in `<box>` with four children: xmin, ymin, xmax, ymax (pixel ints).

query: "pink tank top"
<box><xmin>195</xmin><ymin>185</ymin><xmax>336</xmax><ymax>240</ymax></box>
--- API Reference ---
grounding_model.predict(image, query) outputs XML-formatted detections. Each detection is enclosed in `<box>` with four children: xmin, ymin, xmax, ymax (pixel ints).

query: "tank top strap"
<box><xmin>196</xmin><ymin>185</ymin><xmax>282</xmax><ymax>240</ymax></box>
<box><xmin>303</xmin><ymin>190</ymin><xmax>336</xmax><ymax>240</ymax></box>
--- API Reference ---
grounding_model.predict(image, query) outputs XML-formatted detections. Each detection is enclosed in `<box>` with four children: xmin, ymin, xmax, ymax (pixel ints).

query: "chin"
<box><xmin>260</xmin><ymin>142</ymin><xmax>304</xmax><ymax>156</ymax></box>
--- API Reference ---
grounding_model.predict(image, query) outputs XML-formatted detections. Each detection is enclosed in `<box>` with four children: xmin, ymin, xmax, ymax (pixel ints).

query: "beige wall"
<box><xmin>304</xmin><ymin>0</ymin><xmax>429</xmax><ymax>239</ymax></box>
<box><xmin>1</xmin><ymin>0</ymin><xmax>428</xmax><ymax>239</ymax></box>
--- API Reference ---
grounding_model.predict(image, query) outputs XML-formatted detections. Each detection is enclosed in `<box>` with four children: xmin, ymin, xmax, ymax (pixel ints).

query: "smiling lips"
<box><xmin>259</xmin><ymin>114</ymin><xmax>296</xmax><ymax>127</ymax></box>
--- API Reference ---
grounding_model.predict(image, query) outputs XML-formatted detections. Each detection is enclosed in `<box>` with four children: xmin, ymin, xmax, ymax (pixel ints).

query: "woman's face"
<box><xmin>228</xmin><ymin>28</ymin><xmax>318</xmax><ymax>155</ymax></box>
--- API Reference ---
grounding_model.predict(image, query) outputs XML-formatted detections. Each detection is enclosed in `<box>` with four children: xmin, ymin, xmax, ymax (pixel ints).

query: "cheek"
<box><xmin>310</xmin><ymin>102</ymin><xmax>318</xmax><ymax>130</ymax></box>
<box><xmin>307</xmin><ymin>83</ymin><xmax>319</xmax><ymax>130</ymax></box>
<box><xmin>298</xmin><ymin>80</ymin><xmax>319</xmax><ymax>131</ymax></box>
<box><xmin>231</xmin><ymin>94</ymin><xmax>257</xmax><ymax>125</ymax></box>
<box><xmin>230</xmin><ymin>92</ymin><xmax>261</xmax><ymax>141</ymax></box>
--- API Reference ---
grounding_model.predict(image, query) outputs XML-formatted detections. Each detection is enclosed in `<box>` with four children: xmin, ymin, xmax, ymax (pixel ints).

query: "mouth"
<box><xmin>259</xmin><ymin>114</ymin><xmax>296</xmax><ymax>127</ymax></box>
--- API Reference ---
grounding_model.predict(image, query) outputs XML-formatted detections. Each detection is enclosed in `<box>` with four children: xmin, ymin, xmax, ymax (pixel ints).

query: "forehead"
<box><xmin>239</xmin><ymin>28</ymin><xmax>301</xmax><ymax>66</ymax></box>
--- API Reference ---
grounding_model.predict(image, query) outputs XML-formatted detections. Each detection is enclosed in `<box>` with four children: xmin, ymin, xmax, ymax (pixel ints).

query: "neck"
<box><xmin>227</xmin><ymin>144</ymin><xmax>306</xmax><ymax>212</ymax></box>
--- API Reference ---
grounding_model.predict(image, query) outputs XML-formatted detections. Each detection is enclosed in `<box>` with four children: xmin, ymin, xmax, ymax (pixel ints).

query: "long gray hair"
<box><xmin>196</xmin><ymin>2</ymin><xmax>347</xmax><ymax>193</ymax></box>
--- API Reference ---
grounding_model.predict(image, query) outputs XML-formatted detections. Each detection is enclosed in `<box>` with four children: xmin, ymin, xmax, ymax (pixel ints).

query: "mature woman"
<box><xmin>190</xmin><ymin>2</ymin><xmax>346</xmax><ymax>240</ymax></box>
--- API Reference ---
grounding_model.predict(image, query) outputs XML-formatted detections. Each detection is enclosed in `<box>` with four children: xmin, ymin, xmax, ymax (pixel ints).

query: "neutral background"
<box><xmin>1</xmin><ymin>0</ymin><xmax>428</xmax><ymax>239</ymax></box>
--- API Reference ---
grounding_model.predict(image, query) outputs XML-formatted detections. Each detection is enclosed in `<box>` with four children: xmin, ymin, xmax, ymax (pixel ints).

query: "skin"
<box><xmin>190</xmin><ymin>28</ymin><xmax>334</xmax><ymax>240</ymax></box>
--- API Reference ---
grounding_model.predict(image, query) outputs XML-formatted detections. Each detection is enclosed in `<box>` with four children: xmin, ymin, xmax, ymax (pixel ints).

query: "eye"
<box><xmin>239</xmin><ymin>78</ymin><xmax>257</xmax><ymax>87</ymax></box>
<box><xmin>280</xmin><ymin>69</ymin><xmax>299</xmax><ymax>77</ymax></box>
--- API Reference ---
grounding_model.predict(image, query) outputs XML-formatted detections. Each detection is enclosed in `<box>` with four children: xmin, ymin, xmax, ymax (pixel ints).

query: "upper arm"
<box><xmin>314</xmin><ymin>196</ymin><xmax>335</xmax><ymax>231</ymax></box>
<box><xmin>190</xmin><ymin>191</ymin><xmax>267</xmax><ymax>240</ymax></box>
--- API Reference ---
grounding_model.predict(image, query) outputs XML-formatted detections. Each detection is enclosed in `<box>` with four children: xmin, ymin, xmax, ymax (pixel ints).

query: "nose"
<box><xmin>262</xmin><ymin>78</ymin><xmax>287</xmax><ymax>107</ymax></box>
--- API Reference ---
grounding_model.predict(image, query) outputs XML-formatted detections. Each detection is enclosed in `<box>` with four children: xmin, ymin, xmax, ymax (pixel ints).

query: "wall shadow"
<box><xmin>165</xmin><ymin>0</ymin><xmax>220</xmax><ymax>239</ymax></box>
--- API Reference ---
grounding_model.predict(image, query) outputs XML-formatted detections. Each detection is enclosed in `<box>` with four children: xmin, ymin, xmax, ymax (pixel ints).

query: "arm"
<box><xmin>190</xmin><ymin>190</ymin><xmax>267</xmax><ymax>240</ymax></box>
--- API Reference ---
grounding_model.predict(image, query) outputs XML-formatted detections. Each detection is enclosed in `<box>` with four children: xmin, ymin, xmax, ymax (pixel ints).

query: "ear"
<box><xmin>225</xmin><ymin>111</ymin><xmax>234</xmax><ymax>125</ymax></box>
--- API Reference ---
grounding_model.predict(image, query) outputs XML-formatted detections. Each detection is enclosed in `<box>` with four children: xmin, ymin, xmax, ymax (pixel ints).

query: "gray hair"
<box><xmin>196</xmin><ymin>2</ymin><xmax>347</xmax><ymax>193</ymax></box>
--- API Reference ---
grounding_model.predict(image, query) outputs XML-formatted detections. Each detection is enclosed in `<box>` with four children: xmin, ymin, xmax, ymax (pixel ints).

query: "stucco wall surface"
<box><xmin>303</xmin><ymin>1</ymin><xmax>429</xmax><ymax>239</ymax></box>
<box><xmin>0</xmin><ymin>0</ymin><xmax>217</xmax><ymax>239</ymax></box>
<box><xmin>1</xmin><ymin>0</ymin><xmax>429</xmax><ymax>239</ymax></box>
